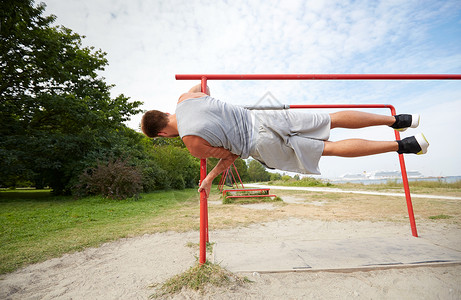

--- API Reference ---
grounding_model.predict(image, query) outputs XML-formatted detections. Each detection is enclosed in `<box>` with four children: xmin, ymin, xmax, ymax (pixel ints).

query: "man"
<box><xmin>141</xmin><ymin>84</ymin><xmax>429</xmax><ymax>198</ymax></box>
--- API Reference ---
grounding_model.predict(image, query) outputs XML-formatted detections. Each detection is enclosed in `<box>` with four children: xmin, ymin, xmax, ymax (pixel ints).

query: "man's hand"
<box><xmin>198</xmin><ymin>178</ymin><xmax>212</xmax><ymax>199</ymax></box>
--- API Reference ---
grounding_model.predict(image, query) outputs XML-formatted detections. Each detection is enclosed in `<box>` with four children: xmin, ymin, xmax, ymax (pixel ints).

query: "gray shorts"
<box><xmin>249</xmin><ymin>110</ymin><xmax>331</xmax><ymax>174</ymax></box>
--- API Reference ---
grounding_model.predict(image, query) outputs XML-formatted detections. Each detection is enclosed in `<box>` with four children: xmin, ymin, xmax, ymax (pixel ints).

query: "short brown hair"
<box><xmin>140</xmin><ymin>110</ymin><xmax>169</xmax><ymax>138</ymax></box>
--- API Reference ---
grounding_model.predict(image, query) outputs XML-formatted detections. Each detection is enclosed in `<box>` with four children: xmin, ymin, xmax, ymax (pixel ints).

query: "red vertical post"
<box><xmin>390</xmin><ymin>107</ymin><xmax>418</xmax><ymax>237</ymax></box>
<box><xmin>199</xmin><ymin>77</ymin><xmax>208</xmax><ymax>265</ymax></box>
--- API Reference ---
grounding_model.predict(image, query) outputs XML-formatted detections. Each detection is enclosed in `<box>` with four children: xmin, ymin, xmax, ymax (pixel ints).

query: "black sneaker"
<box><xmin>391</xmin><ymin>114</ymin><xmax>420</xmax><ymax>132</ymax></box>
<box><xmin>397</xmin><ymin>133</ymin><xmax>429</xmax><ymax>155</ymax></box>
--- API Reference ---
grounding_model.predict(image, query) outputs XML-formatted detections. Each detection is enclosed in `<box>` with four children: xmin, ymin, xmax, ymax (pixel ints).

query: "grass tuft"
<box><xmin>149</xmin><ymin>261</ymin><xmax>251</xmax><ymax>298</ymax></box>
<box><xmin>429</xmin><ymin>214</ymin><xmax>453</xmax><ymax>220</ymax></box>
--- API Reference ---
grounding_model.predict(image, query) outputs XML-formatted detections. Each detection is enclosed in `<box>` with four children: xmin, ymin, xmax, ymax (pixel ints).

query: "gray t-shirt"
<box><xmin>175</xmin><ymin>96</ymin><xmax>255</xmax><ymax>159</ymax></box>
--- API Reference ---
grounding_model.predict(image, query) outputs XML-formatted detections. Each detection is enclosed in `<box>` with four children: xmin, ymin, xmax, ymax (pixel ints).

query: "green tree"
<box><xmin>247</xmin><ymin>160</ymin><xmax>270</xmax><ymax>182</ymax></box>
<box><xmin>148</xmin><ymin>144</ymin><xmax>200</xmax><ymax>190</ymax></box>
<box><xmin>270</xmin><ymin>172</ymin><xmax>282</xmax><ymax>181</ymax></box>
<box><xmin>0</xmin><ymin>1</ymin><xmax>142</xmax><ymax>193</ymax></box>
<box><xmin>152</xmin><ymin>136</ymin><xmax>186</xmax><ymax>148</ymax></box>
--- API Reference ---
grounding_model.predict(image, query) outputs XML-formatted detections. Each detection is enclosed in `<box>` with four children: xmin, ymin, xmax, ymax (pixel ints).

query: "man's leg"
<box><xmin>329</xmin><ymin>111</ymin><xmax>396</xmax><ymax>129</ymax></box>
<box><xmin>318</xmin><ymin>111</ymin><xmax>428</xmax><ymax>157</ymax></box>
<box><xmin>329</xmin><ymin>111</ymin><xmax>420</xmax><ymax>130</ymax></box>
<box><xmin>323</xmin><ymin>133</ymin><xmax>429</xmax><ymax>157</ymax></box>
<box><xmin>323</xmin><ymin>139</ymin><xmax>398</xmax><ymax>157</ymax></box>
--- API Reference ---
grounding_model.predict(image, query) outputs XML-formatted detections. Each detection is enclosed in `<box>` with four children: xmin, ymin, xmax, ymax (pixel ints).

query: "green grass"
<box><xmin>0</xmin><ymin>189</ymin><xmax>198</xmax><ymax>274</ymax></box>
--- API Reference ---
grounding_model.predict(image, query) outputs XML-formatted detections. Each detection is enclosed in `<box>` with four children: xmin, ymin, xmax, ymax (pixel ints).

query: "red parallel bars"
<box><xmin>175</xmin><ymin>74</ymin><xmax>461</xmax><ymax>265</ymax></box>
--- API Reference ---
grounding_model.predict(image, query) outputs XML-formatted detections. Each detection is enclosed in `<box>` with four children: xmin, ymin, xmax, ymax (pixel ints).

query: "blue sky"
<box><xmin>41</xmin><ymin>0</ymin><xmax>461</xmax><ymax>178</ymax></box>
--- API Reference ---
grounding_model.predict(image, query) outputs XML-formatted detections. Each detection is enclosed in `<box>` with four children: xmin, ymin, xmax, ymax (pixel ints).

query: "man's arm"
<box><xmin>183</xmin><ymin>135</ymin><xmax>238</xmax><ymax>198</ymax></box>
<box><xmin>198</xmin><ymin>154</ymin><xmax>238</xmax><ymax>198</ymax></box>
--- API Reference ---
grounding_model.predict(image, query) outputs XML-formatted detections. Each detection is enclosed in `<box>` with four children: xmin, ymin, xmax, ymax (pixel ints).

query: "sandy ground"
<box><xmin>1</xmin><ymin>217</ymin><xmax>461</xmax><ymax>300</ymax></box>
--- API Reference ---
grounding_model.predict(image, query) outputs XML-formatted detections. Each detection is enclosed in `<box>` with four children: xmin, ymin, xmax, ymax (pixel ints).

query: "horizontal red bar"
<box><xmin>176</xmin><ymin>74</ymin><xmax>461</xmax><ymax>80</ymax></box>
<box><xmin>289</xmin><ymin>104</ymin><xmax>395</xmax><ymax>109</ymax></box>
<box><xmin>222</xmin><ymin>188</ymin><xmax>270</xmax><ymax>192</ymax></box>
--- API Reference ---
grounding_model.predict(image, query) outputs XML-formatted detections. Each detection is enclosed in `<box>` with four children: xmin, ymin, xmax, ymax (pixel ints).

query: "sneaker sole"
<box><xmin>415</xmin><ymin>133</ymin><xmax>429</xmax><ymax>155</ymax></box>
<box><xmin>396</xmin><ymin>114</ymin><xmax>420</xmax><ymax>132</ymax></box>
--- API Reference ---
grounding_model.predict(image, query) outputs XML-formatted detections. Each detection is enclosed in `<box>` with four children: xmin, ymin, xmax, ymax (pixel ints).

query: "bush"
<box><xmin>139</xmin><ymin>162</ymin><xmax>171</xmax><ymax>191</ymax></box>
<box><xmin>270</xmin><ymin>173</ymin><xmax>282</xmax><ymax>181</ymax></box>
<box><xmin>170</xmin><ymin>175</ymin><xmax>185</xmax><ymax>190</ymax></box>
<box><xmin>281</xmin><ymin>175</ymin><xmax>292</xmax><ymax>181</ymax></box>
<box><xmin>74</xmin><ymin>158</ymin><xmax>142</xmax><ymax>200</ymax></box>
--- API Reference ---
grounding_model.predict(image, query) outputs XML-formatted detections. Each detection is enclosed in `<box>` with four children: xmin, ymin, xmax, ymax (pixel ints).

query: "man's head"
<box><xmin>141</xmin><ymin>110</ymin><xmax>170</xmax><ymax>138</ymax></box>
